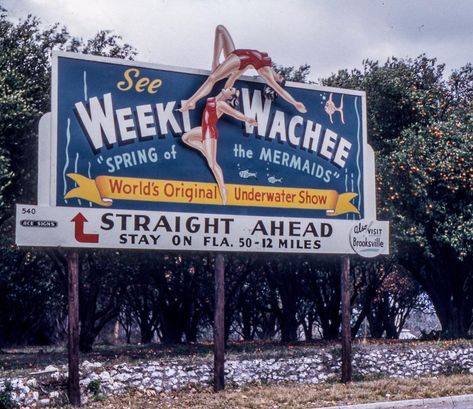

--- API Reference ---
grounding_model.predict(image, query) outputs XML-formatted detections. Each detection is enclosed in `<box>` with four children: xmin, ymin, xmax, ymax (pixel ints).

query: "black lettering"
<box><xmin>135</xmin><ymin>215</ymin><xmax>150</xmax><ymax>231</ymax></box>
<box><xmin>153</xmin><ymin>216</ymin><xmax>172</xmax><ymax>232</ymax></box>
<box><xmin>101</xmin><ymin>213</ymin><xmax>114</xmax><ymax>230</ymax></box>
<box><xmin>186</xmin><ymin>217</ymin><xmax>200</xmax><ymax>233</ymax></box>
<box><xmin>289</xmin><ymin>221</ymin><xmax>301</xmax><ymax>236</ymax></box>
<box><xmin>321</xmin><ymin>223</ymin><xmax>333</xmax><ymax>237</ymax></box>
<box><xmin>251</xmin><ymin>220</ymin><xmax>268</xmax><ymax>235</ymax></box>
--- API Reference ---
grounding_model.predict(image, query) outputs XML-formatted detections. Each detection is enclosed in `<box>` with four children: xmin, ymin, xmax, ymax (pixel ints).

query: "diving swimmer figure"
<box><xmin>181</xmin><ymin>87</ymin><xmax>257</xmax><ymax>205</ymax></box>
<box><xmin>179</xmin><ymin>25</ymin><xmax>306</xmax><ymax>114</ymax></box>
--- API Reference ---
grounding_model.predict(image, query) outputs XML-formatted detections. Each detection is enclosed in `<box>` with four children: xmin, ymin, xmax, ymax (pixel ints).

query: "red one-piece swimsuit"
<box><xmin>201</xmin><ymin>97</ymin><xmax>219</xmax><ymax>141</ymax></box>
<box><xmin>231</xmin><ymin>49</ymin><xmax>272</xmax><ymax>70</ymax></box>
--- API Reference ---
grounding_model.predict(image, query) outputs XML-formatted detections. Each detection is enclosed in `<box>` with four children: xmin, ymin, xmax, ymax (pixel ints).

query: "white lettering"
<box><xmin>75</xmin><ymin>92</ymin><xmax>117</xmax><ymax>151</ymax></box>
<box><xmin>241</xmin><ymin>88</ymin><xmax>271</xmax><ymax>136</ymax></box>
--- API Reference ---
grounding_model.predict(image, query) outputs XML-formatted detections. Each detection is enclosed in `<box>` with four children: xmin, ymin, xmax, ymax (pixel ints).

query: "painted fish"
<box><xmin>239</xmin><ymin>169</ymin><xmax>257</xmax><ymax>179</ymax></box>
<box><xmin>268</xmin><ymin>176</ymin><xmax>283</xmax><ymax>184</ymax></box>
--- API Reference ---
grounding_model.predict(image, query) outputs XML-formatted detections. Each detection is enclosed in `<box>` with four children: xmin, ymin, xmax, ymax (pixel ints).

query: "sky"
<box><xmin>3</xmin><ymin>0</ymin><xmax>472</xmax><ymax>81</ymax></box>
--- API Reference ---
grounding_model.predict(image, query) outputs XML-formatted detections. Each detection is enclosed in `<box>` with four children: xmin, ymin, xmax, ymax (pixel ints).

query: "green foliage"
<box><xmin>323</xmin><ymin>57</ymin><xmax>472</xmax><ymax>258</ymax></box>
<box><xmin>0</xmin><ymin>243</ymin><xmax>65</xmax><ymax>346</ymax></box>
<box><xmin>273</xmin><ymin>64</ymin><xmax>312</xmax><ymax>83</ymax></box>
<box><xmin>87</xmin><ymin>379</ymin><xmax>104</xmax><ymax>400</ymax></box>
<box><xmin>0</xmin><ymin>381</ymin><xmax>15</xmax><ymax>409</ymax></box>
<box><xmin>0</xmin><ymin>8</ymin><xmax>136</xmax><ymax>348</ymax></box>
<box><xmin>323</xmin><ymin>56</ymin><xmax>446</xmax><ymax>153</ymax></box>
<box><xmin>383</xmin><ymin>111</ymin><xmax>472</xmax><ymax>259</ymax></box>
<box><xmin>0</xmin><ymin>8</ymin><xmax>136</xmax><ymax>222</ymax></box>
<box><xmin>323</xmin><ymin>56</ymin><xmax>473</xmax><ymax>337</ymax></box>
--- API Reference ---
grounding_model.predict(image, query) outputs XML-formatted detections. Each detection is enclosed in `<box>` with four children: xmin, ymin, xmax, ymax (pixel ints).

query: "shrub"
<box><xmin>0</xmin><ymin>382</ymin><xmax>15</xmax><ymax>409</ymax></box>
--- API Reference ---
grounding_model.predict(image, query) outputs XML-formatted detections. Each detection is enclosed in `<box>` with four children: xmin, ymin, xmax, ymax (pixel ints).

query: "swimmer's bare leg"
<box><xmin>224</xmin><ymin>70</ymin><xmax>243</xmax><ymax>89</ymax></box>
<box><xmin>203</xmin><ymin>137</ymin><xmax>227</xmax><ymax>204</ymax></box>
<box><xmin>182</xmin><ymin>127</ymin><xmax>205</xmax><ymax>156</ymax></box>
<box><xmin>180</xmin><ymin>55</ymin><xmax>241</xmax><ymax>112</ymax></box>
<box><xmin>258</xmin><ymin>66</ymin><xmax>307</xmax><ymax>113</ymax></box>
<box><xmin>213</xmin><ymin>25</ymin><xmax>236</xmax><ymax>71</ymax></box>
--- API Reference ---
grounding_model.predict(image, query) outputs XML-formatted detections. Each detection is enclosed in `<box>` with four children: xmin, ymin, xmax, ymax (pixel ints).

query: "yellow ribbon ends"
<box><xmin>326</xmin><ymin>192</ymin><xmax>360</xmax><ymax>217</ymax></box>
<box><xmin>64</xmin><ymin>173</ymin><xmax>359</xmax><ymax>216</ymax></box>
<box><xmin>65</xmin><ymin>173</ymin><xmax>113</xmax><ymax>207</ymax></box>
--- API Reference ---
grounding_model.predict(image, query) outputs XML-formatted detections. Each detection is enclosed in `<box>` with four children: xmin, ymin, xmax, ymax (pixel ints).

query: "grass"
<box><xmin>2</xmin><ymin>339</ymin><xmax>473</xmax><ymax>378</ymax></box>
<box><xmin>0</xmin><ymin>341</ymin><xmax>333</xmax><ymax>377</ymax></box>
<box><xmin>78</xmin><ymin>373</ymin><xmax>473</xmax><ymax>408</ymax></box>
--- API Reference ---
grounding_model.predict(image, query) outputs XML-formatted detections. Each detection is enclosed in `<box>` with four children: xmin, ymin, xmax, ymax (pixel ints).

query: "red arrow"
<box><xmin>71</xmin><ymin>213</ymin><xmax>99</xmax><ymax>243</ymax></box>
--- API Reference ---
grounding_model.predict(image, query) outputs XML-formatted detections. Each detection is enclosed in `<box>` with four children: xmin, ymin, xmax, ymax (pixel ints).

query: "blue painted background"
<box><xmin>55</xmin><ymin>55</ymin><xmax>364</xmax><ymax>219</ymax></box>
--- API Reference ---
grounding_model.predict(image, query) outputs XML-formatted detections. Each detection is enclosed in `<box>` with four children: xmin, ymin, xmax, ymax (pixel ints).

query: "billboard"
<box><xmin>16</xmin><ymin>49</ymin><xmax>388</xmax><ymax>256</ymax></box>
<box><xmin>50</xmin><ymin>52</ymin><xmax>370</xmax><ymax>219</ymax></box>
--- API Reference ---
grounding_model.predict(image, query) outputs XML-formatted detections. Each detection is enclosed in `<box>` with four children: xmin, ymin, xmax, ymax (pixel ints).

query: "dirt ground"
<box><xmin>80</xmin><ymin>374</ymin><xmax>473</xmax><ymax>409</ymax></box>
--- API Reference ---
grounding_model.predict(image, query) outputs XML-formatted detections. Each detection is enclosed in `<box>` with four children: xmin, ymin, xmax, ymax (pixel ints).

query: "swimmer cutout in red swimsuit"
<box><xmin>201</xmin><ymin>97</ymin><xmax>218</xmax><ymax>141</ymax></box>
<box><xmin>231</xmin><ymin>49</ymin><xmax>272</xmax><ymax>71</ymax></box>
<box><xmin>178</xmin><ymin>25</ymin><xmax>306</xmax><ymax>114</ymax></box>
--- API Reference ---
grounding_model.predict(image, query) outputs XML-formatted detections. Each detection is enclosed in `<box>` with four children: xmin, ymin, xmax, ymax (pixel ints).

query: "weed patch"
<box><xmin>0</xmin><ymin>382</ymin><xmax>15</xmax><ymax>409</ymax></box>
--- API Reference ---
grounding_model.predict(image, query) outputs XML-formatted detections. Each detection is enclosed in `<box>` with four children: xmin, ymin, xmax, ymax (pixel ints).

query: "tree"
<box><xmin>0</xmin><ymin>8</ymin><xmax>136</xmax><ymax>348</ymax></box>
<box><xmin>323</xmin><ymin>57</ymin><xmax>473</xmax><ymax>338</ymax></box>
<box><xmin>0</xmin><ymin>10</ymin><xmax>134</xmax><ymax>222</ymax></box>
<box><xmin>350</xmin><ymin>259</ymin><xmax>392</xmax><ymax>338</ymax></box>
<box><xmin>367</xmin><ymin>266</ymin><xmax>423</xmax><ymax>338</ymax></box>
<box><xmin>123</xmin><ymin>256</ymin><xmax>160</xmax><ymax>344</ymax></box>
<box><xmin>300</xmin><ymin>257</ymin><xmax>341</xmax><ymax>340</ymax></box>
<box><xmin>383</xmin><ymin>95</ymin><xmax>472</xmax><ymax>337</ymax></box>
<box><xmin>150</xmin><ymin>254</ymin><xmax>212</xmax><ymax>344</ymax></box>
<box><xmin>0</xmin><ymin>10</ymin><xmax>71</xmax><ymax>346</ymax></box>
<box><xmin>273</xmin><ymin>64</ymin><xmax>312</xmax><ymax>83</ymax></box>
<box><xmin>262</xmin><ymin>256</ymin><xmax>305</xmax><ymax>342</ymax></box>
<box><xmin>227</xmin><ymin>256</ymin><xmax>275</xmax><ymax>341</ymax></box>
<box><xmin>78</xmin><ymin>252</ymin><xmax>127</xmax><ymax>352</ymax></box>
<box><xmin>0</xmin><ymin>250</ymin><xmax>65</xmax><ymax>346</ymax></box>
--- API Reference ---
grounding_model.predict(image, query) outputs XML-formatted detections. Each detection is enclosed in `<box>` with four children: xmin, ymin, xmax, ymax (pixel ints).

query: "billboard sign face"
<box><xmin>16</xmin><ymin>49</ymin><xmax>388</xmax><ymax>255</ymax></box>
<box><xmin>49</xmin><ymin>52</ymin><xmax>372</xmax><ymax>221</ymax></box>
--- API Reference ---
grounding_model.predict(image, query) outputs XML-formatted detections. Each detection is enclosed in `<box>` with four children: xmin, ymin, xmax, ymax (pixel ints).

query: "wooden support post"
<box><xmin>214</xmin><ymin>253</ymin><xmax>225</xmax><ymax>392</ymax></box>
<box><xmin>67</xmin><ymin>250</ymin><xmax>81</xmax><ymax>406</ymax></box>
<box><xmin>341</xmin><ymin>255</ymin><xmax>352</xmax><ymax>383</ymax></box>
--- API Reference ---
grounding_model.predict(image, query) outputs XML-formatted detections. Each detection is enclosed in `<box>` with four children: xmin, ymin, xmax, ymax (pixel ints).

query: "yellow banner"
<box><xmin>65</xmin><ymin>173</ymin><xmax>359</xmax><ymax>216</ymax></box>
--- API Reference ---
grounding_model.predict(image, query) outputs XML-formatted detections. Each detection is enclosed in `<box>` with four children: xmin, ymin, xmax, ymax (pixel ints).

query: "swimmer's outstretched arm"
<box><xmin>217</xmin><ymin>102</ymin><xmax>257</xmax><ymax>126</ymax></box>
<box><xmin>258</xmin><ymin>67</ymin><xmax>307</xmax><ymax>113</ymax></box>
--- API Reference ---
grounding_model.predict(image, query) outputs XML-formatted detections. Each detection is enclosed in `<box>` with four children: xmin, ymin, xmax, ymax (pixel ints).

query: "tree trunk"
<box><xmin>241</xmin><ymin>309</ymin><xmax>254</xmax><ymax>340</ymax></box>
<box><xmin>280</xmin><ymin>315</ymin><xmax>299</xmax><ymax>342</ymax></box>
<box><xmin>160</xmin><ymin>312</ymin><xmax>184</xmax><ymax>344</ymax></box>
<box><xmin>320</xmin><ymin>312</ymin><xmax>341</xmax><ymax>340</ymax></box>
<box><xmin>280</xmin><ymin>312</ymin><xmax>298</xmax><ymax>343</ymax></box>
<box><xmin>140</xmin><ymin>322</ymin><xmax>154</xmax><ymax>344</ymax></box>
<box><xmin>260</xmin><ymin>313</ymin><xmax>277</xmax><ymax>340</ymax></box>
<box><xmin>405</xmin><ymin>251</ymin><xmax>473</xmax><ymax>340</ymax></box>
<box><xmin>79</xmin><ymin>329</ymin><xmax>95</xmax><ymax>353</ymax></box>
<box><xmin>302</xmin><ymin>314</ymin><xmax>314</xmax><ymax>342</ymax></box>
<box><xmin>184</xmin><ymin>316</ymin><xmax>199</xmax><ymax>343</ymax></box>
<box><xmin>431</xmin><ymin>293</ymin><xmax>469</xmax><ymax>338</ymax></box>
